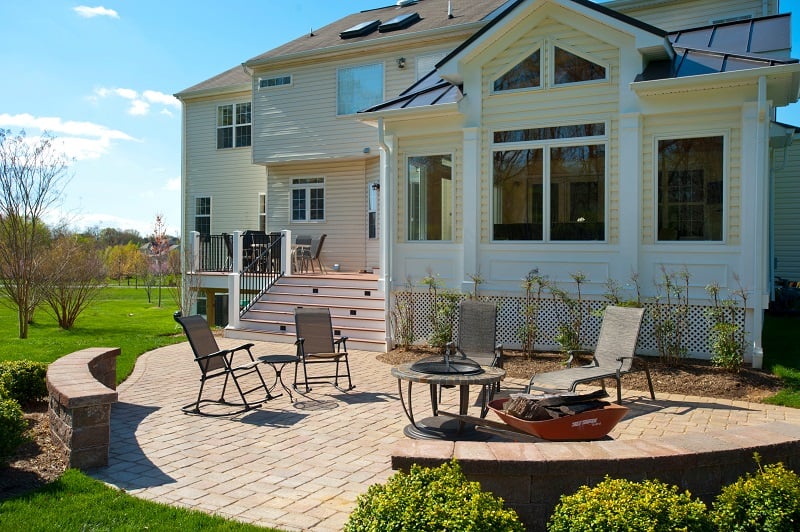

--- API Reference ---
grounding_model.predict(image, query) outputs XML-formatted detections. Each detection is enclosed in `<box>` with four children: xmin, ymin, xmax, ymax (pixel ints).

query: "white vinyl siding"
<box><xmin>266</xmin><ymin>159</ymin><xmax>379</xmax><ymax>271</ymax></box>
<box><xmin>251</xmin><ymin>43</ymin><xmax>461</xmax><ymax>164</ymax></box>
<box><xmin>774</xmin><ymin>139</ymin><xmax>800</xmax><ymax>279</ymax></box>
<box><xmin>609</xmin><ymin>0</ymin><xmax>776</xmax><ymax>32</ymax></box>
<box><xmin>183</xmin><ymin>92</ymin><xmax>266</xmax><ymax>235</ymax></box>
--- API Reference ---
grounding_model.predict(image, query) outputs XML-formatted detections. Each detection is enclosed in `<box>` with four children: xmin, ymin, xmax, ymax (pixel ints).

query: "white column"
<box><xmin>617</xmin><ymin>113</ymin><xmax>642</xmax><ymax>277</ymax></box>
<box><xmin>190</xmin><ymin>231</ymin><xmax>200</xmax><ymax>273</ymax></box>
<box><xmin>228</xmin><ymin>273</ymin><xmax>241</xmax><ymax>329</ymax></box>
<box><xmin>282</xmin><ymin>229</ymin><xmax>293</xmax><ymax>275</ymax></box>
<box><xmin>461</xmin><ymin>127</ymin><xmax>480</xmax><ymax>293</ymax></box>
<box><xmin>232</xmin><ymin>230</ymin><xmax>243</xmax><ymax>273</ymax></box>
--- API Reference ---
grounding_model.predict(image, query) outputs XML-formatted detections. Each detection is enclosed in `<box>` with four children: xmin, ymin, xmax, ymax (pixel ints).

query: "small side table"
<box><xmin>258</xmin><ymin>354</ymin><xmax>300</xmax><ymax>402</ymax></box>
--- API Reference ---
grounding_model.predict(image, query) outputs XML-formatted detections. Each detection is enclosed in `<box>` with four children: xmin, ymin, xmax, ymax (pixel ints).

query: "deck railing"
<box><xmin>239</xmin><ymin>232</ymin><xmax>283</xmax><ymax>313</ymax></box>
<box><xmin>197</xmin><ymin>234</ymin><xmax>232</xmax><ymax>272</ymax></box>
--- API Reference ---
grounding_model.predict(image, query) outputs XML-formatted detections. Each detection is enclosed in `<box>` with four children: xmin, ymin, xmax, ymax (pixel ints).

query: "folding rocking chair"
<box><xmin>175</xmin><ymin>314</ymin><xmax>275</xmax><ymax>416</ymax></box>
<box><xmin>293</xmin><ymin>307</ymin><xmax>354</xmax><ymax>392</ymax></box>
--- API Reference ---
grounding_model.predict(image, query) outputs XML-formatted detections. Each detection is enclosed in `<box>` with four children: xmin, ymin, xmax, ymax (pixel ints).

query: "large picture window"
<box><xmin>291</xmin><ymin>178</ymin><xmax>325</xmax><ymax>222</ymax></box>
<box><xmin>217</xmin><ymin>103</ymin><xmax>251</xmax><ymax>149</ymax></box>
<box><xmin>657</xmin><ymin>136</ymin><xmax>723</xmax><ymax>241</ymax></box>
<box><xmin>493</xmin><ymin>123</ymin><xmax>605</xmax><ymax>241</ymax></box>
<box><xmin>337</xmin><ymin>63</ymin><xmax>384</xmax><ymax>115</ymax></box>
<box><xmin>407</xmin><ymin>155</ymin><xmax>453</xmax><ymax>241</ymax></box>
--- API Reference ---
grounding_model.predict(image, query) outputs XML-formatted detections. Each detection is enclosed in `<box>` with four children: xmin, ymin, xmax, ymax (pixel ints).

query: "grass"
<box><xmin>0</xmin><ymin>469</ymin><xmax>279</xmax><ymax>531</ymax></box>
<box><xmin>762</xmin><ymin>312</ymin><xmax>800</xmax><ymax>408</ymax></box>
<box><xmin>0</xmin><ymin>286</ymin><xmax>185</xmax><ymax>383</ymax></box>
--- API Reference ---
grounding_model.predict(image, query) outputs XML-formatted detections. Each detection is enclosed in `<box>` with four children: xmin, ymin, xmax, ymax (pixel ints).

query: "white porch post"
<box><xmin>618</xmin><ymin>113</ymin><xmax>642</xmax><ymax>276</ymax></box>
<box><xmin>461</xmin><ymin>127</ymin><xmax>480</xmax><ymax>294</ymax></box>
<box><xmin>227</xmin><ymin>230</ymin><xmax>244</xmax><ymax>329</ymax></box>
<box><xmin>190</xmin><ymin>231</ymin><xmax>200</xmax><ymax>273</ymax></box>
<box><xmin>282</xmin><ymin>229</ymin><xmax>293</xmax><ymax>275</ymax></box>
<box><xmin>378</xmin><ymin>118</ymin><xmax>393</xmax><ymax>295</ymax></box>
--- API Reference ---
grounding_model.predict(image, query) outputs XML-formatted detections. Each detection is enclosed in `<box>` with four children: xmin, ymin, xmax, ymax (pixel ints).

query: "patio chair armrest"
<box><xmin>334</xmin><ymin>336</ymin><xmax>349</xmax><ymax>351</ymax></box>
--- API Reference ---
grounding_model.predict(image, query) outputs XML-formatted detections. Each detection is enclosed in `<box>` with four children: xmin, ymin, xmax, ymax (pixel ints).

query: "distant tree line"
<box><xmin>0</xmin><ymin>129</ymin><xmax>181</xmax><ymax>339</ymax></box>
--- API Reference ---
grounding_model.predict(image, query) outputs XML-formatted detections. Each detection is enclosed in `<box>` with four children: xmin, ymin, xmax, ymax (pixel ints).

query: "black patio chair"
<box><xmin>293</xmin><ymin>307</ymin><xmax>354</xmax><ymax>392</ymax></box>
<box><xmin>175</xmin><ymin>314</ymin><xmax>275</xmax><ymax>416</ymax></box>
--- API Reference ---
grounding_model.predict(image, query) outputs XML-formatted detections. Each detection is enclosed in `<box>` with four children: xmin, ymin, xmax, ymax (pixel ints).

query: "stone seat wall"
<box><xmin>46</xmin><ymin>347</ymin><xmax>120</xmax><ymax>470</ymax></box>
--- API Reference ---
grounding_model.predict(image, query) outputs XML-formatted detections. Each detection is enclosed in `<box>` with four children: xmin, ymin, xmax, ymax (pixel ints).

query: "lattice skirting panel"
<box><xmin>390</xmin><ymin>292</ymin><xmax>748</xmax><ymax>359</ymax></box>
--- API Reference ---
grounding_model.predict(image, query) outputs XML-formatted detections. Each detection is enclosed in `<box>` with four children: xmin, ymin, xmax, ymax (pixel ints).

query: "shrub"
<box><xmin>344</xmin><ymin>459</ymin><xmax>524</xmax><ymax>532</ymax></box>
<box><xmin>547</xmin><ymin>476</ymin><xmax>712</xmax><ymax>532</ymax></box>
<box><xmin>0</xmin><ymin>360</ymin><xmax>49</xmax><ymax>405</ymax></box>
<box><xmin>0</xmin><ymin>396</ymin><xmax>28</xmax><ymax>463</ymax></box>
<box><xmin>711</xmin><ymin>456</ymin><xmax>800</xmax><ymax>531</ymax></box>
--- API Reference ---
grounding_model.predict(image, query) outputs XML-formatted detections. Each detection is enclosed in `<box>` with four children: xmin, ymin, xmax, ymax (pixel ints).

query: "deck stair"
<box><xmin>226</xmin><ymin>274</ymin><xmax>386</xmax><ymax>352</ymax></box>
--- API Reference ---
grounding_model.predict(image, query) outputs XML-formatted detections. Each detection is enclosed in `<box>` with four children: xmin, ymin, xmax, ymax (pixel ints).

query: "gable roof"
<box><xmin>244</xmin><ymin>0</ymin><xmax>511</xmax><ymax>68</ymax></box>
<box><xmin>175</xmin><ymin>64</ymin><xmax>251</xmax><ymax>99</ymax></box>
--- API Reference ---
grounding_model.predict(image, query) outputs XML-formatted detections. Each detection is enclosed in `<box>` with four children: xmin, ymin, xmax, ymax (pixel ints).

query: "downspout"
<box><xmin>377</xmin><ymin>117</ymin><xmax>393</xmax><ymax>349</ymax></box>
<box><xmin>752</xmin><ymin>76</ymin><xmax>768</xmax><ymax>369</ymax></box>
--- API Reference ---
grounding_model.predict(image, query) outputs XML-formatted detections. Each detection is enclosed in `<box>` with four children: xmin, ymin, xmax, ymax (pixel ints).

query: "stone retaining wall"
<box><xmin>392</xmin><ymin>422</ymin><xmax>800</xmax><ymax>531</ymax></box>
<box><xmin>46</xmin><ymin>347</ymin><xmax>120</xmax><ymax>470</ymax></box>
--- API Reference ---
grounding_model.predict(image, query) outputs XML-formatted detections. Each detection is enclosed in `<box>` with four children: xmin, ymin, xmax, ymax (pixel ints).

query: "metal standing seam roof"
<box><xmin>361</xmin><ymin>69</ymin><xmax>463</xmax><ymax>113</ymax></box>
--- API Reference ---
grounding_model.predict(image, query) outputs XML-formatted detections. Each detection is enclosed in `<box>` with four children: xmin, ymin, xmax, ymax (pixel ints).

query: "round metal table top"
<box><xmin>391</xmin><ymin>362</ymin><xmax>505</xmax><ymax>386</ymax></box>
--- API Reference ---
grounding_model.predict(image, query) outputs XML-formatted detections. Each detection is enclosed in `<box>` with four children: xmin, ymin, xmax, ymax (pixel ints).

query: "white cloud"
<box><xmin>164</xmin><ymin>177</ymin><xmax>181</xmax><ymax>191</ymax></box>
<box><xmin>0</xmin><ymin>113</ymin><xmax>136</xmax><ymax>161</ymax></box>
<box><xmin>94</xmin><ymin>87</ymin><xmax>179</xmax><ymax>116</ymax></box>
<box><xmin>73</xmin><ymin>6</ymin><xmax>119</xmax><ymax>19</ymax></box>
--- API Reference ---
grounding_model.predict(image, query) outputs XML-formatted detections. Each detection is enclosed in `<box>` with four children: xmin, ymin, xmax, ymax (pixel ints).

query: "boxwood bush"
<box><xmin>0</xmin><ymin>359</ymin><xmax>48</xmax><ymax>405</ymax></box>
<box><xmin>344</xmin><ymin>459</ymin><xmax>524</xmax><ymax>532</ymax></box>
<box><xmin>710</xmin><ymin>455</ymin><xmax>800</xmax><ymax>531</ymax></box>
<box><xmin>0</xmin><ymin>396</ymin><xmax>28</xmax><ymax>463</ymax></box>
<box><xmin>548</xmin><ymin>476</ymin><xmax>713</xmax><ymax>532</ymax></box>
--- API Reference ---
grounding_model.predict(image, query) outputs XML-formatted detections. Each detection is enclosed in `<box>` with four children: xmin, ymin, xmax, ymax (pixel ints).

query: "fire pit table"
<box><xmin>391</xmin><ymin>356</ymin><xmax>505</xmax><ymax>440</ymax></box>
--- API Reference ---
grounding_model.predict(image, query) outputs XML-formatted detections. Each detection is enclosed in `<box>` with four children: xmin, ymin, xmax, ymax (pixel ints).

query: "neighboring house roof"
<box><xmin>244</xmin><ymin>0</ymin><xmax>512</xmax><ymax>67</ymax></box>
<box><xmin>175</xmin><ymin>64</ymin><xmax>251</xmax><ymax>99</ymax></box>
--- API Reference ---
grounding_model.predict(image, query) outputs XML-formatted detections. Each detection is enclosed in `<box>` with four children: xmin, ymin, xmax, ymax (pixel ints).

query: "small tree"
<box><xmin>519</xmin><ymin>268</ymin><xmax>546</xmax><ymax>357</ymax></box>
<box><xmin>39</xmin><ymin>233</ymin><xmax>106</xmax><ymax>329</ymax></box>
<box><xmin>148</xmin><ymin>214</ymin><xmax>171</xmax><ymax>307</ymax></box>
<box><xmin>0</xmin><ymin>129</ymin><xmax>71</xmax><ymax>338</ymax></box>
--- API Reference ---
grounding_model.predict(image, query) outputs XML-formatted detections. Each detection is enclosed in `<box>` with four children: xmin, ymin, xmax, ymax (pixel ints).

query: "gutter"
<box><xmin>377</xmin><ymin>117</ymin><xmax>393</xmax><ymax>349</ymax></box>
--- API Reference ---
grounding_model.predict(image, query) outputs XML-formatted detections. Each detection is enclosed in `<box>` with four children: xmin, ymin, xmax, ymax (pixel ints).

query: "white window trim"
<box><xmin>549</xmin><ymin>39</ymin><xmax>609</xmax><ymax>89</ymax></box>
<box><xmin>336</xmin><ymin>62</ymin><xmax>385</xmax><ymax>116</ymax></box>
<box><xmin>290</xmin><ymin>177</ymin><xmax>326</xmax><ymax>223</ymax></box>
<box><xmin>258</xmin><ymin>193</ymin><xmax>266</xmax><ymax>232</ymax></box>
<box><xmin>490</xmin><ymin>121</ymin><xmax>609</xmax><ymax>243</ymax></box>
<box><xmin>194</xmin><ymin>195</ymin><xmax>212</xmax><ymax>234</ymax></box>
<box><xmin>490</xmin><ymin>42</ymin><xmax>544</xmax><ymax>95</ymax></box>
<box><xmin>405</xmin><ymin>152</ymin><xmax>455</xmax><ymax>242</ymax></box>
<box><xmin>652</xmin><ymin>130</ymin><xmax>729</xmax><ymax>244</ymax></box>
<box><xmin>258</xmin><ymin>75</ymin><xmax>293</xmax><ymax>90</ymax></box>
<box><xmin>216</xmin><ymin>102</ymin><xmax>251</xmax><ymax>149</ymax></box>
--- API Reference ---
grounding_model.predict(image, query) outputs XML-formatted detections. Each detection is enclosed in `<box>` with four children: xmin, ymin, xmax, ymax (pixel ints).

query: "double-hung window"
<box><xmin>407</xmin><ymin>155</ymin><xmax>453</xmax><ymax>241</ymax></box>
<box><xmin>195</xmin><ymin>197</ymin><xmax>211</xmax><ymax>234</ymax></box>
<box><xmin>492</xmin><ymin>123</ymin><xmax>606</xmax><ymax>241</ymax></box>
<box><xmin>337</xmin><ymin>63</ymin><xmax>384</xmax><ymax>115</ymax></box>
<box><xmin>657</xmin><ymin>136</ymin><xmax>724</xmax><ymax>241</ymax></box>
<box><xmin>291</xmin><ymin>178</ymin><xmax>325</xmax><ymax>222</ymax></box>
<box><xmin>217</xmin><ymin>102</ymin><xmax>251</xmax><ymax>149</ymax></box>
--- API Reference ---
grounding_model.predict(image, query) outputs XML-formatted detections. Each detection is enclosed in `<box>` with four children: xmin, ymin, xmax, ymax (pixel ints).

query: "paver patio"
<box><xmin>89</xmin><ymin>339</ymin><xmax>800</xmax><ymax>532</ymax></box>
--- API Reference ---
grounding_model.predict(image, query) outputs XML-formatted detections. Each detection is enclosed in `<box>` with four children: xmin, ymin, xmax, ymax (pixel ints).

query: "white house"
<box><xmin>176</xmin><ymin>0</ymin><xmax>800</xmax><ymax>362</ymax></box>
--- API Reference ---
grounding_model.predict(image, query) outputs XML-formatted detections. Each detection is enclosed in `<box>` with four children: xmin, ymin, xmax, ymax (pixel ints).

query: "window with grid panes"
<box><xmin>216</xmin><ymin>103</ymin><xmax>251</xmax><ymax>149</ymax></box>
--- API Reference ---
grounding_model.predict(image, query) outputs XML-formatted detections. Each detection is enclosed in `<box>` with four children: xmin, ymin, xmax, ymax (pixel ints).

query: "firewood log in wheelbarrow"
<box><xmin>438</xmin><ymin>389</ymin><xmax>628</xmax><ymax>442</ymax></box>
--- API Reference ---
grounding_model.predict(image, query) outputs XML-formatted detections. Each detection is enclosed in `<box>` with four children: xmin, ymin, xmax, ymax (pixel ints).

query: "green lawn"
<box><xmin>0</xmin><ymin>286</ymin><xmax>185</xmax><ymax>383</ymax></box>
<box><xmin>762</xmin><ymin>312</ymin><xmax>800</xmax><ymax>408</ymax></box>
<box><xmin>0</xmin><ymin>469</ymin><xmax>278</xmax><ymax>531</ymax></box>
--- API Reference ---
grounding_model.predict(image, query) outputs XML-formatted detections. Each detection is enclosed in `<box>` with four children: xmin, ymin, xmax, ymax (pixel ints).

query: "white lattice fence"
<box><xmin>390</xmin><ymin>291</ymin><xmax>746</xmax><ymax>358</ymax></box>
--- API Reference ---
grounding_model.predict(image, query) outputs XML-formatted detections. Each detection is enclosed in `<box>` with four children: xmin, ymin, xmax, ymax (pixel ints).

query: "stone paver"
<box><xmin>89</xmin><ymin>339</ymin><xmax>800</xmax><ymax>531</ymax></box>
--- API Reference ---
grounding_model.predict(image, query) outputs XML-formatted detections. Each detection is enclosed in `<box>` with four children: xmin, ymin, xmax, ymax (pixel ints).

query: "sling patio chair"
<box><xmin>527</xmin><ymin>305</ymin><xmax>655</xmax><ymax>404</ymax></box>
<box><xmin>441</xmin><ymin>299</ymin><xmax>503</xmax><ymax>402</ymax></box>
<box><xmin>297</xmin><ymin>234</ymin><xmax>327</xmax><ymax>274</ymax></box>
<box><xmin>293</xmin><ymin>307</ymin><xmax>354</xmax><ymax>392</ymax></box>
<box><xmin>175</xmin><ymin>313</ymin><xmax>278</xmax><ymax>416</ymax></box>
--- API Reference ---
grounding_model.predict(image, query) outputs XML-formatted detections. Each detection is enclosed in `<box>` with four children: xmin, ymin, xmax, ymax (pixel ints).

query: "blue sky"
<box><xmin>0</xmin><ymin>1</ymin><xmax>798</xmax><ymax>238</ymax></box>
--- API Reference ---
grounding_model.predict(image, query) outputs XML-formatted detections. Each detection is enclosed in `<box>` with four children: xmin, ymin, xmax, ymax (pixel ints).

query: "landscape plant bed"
<box><xmin>377</xmin><ymin>347</ymin><xmax>783</xmax><ymax>402</ymax></box>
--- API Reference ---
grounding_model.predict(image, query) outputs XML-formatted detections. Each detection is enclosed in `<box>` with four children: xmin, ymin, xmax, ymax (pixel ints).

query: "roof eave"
<box><xmin>358</xmin><ymin>101</ymin><xmax>460</xmax><ymax>123</ymax></box>
<box><xmin>174</xmin><ymin>83</ymin><xmax>252</xmax><ymax>101</ymax></box>
<box><xmin>631</xmin><ymin>62</ymin><xmax>800</xmax><ymax>105</ymax></box>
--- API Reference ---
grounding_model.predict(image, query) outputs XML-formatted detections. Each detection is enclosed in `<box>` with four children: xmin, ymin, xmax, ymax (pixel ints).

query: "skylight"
<box><xmin>340</xmin><ymin>20</ymin><xmax>381</xmax><ymax>39</ymax></box>
<box><xmin>378</xmin><ymin>12</ymin><xmax>421</xmax><ymax>33</ymax></box>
